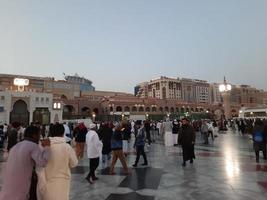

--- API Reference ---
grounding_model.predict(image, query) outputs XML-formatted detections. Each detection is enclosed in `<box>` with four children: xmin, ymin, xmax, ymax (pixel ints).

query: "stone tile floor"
<box><xmin>1</xmin><ymin>131</ymin><xmax>267</xmax><ymax>200</ymax></box>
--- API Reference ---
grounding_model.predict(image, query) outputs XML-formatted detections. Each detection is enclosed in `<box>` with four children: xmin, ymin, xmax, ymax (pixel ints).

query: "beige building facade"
<box><xmin>0</xmin><ymin>90</ymin><xmax>62</xmax><ymax>125</ymax></box>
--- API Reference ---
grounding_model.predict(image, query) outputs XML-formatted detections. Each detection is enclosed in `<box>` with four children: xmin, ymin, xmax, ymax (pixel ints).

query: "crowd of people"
<box><xmin>0</xmin><ymin>117</ymin><xmax>266</xmax><ymax>199</ymax></box>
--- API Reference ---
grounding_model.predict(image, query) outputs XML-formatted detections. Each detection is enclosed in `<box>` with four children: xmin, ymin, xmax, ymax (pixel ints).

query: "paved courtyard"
<box><xmin>1</xmin><ymin>131</ymin><xmax>267</xmax><ymax>200</ymax></box>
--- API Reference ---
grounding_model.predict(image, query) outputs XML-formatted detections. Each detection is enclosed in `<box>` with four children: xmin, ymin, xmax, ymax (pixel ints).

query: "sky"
<box><xmin>0</xmin><ymin>0</ymin><xmax>267</xmax><ymax>93</ymax></box>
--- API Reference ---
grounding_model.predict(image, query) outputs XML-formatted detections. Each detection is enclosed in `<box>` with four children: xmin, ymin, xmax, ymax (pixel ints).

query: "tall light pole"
<box><xmin>92</xmin><ymin>113</ymin><xmax>96</xmax><ymax>122</ymax></box>
<box><xmin>219</xmin><ymin>77</ymin><xmax>232</xmax><ymax>120</ymax></box>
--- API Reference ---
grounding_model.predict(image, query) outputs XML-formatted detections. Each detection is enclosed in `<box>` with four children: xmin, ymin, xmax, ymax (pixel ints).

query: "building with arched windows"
<box><xmin>0</xmin><ymin>90</ymin><xmax>62</xmax><ymax>125</ymax></box>
<box><xmin>0</xmin><ymin>73</ymin><xmax>266</xmax><ymax>123</ymax></box>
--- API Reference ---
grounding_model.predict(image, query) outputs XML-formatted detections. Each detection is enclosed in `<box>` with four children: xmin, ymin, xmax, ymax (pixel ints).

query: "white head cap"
<box><xmin>89</xmin><ymin>123</ymin><xmax>96</xmax><ymax>129</ymax></box>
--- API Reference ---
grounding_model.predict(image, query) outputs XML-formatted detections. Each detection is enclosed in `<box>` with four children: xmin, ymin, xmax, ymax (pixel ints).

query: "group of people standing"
<box><xmin>3</xmin><ymin>116</ymin><xmax>266</xmax><ymax>199</ymax></box>
<box><xmin>0</xmin><ymin>123</ymin><xmax>78</xmax><ymax>200</ymax></box>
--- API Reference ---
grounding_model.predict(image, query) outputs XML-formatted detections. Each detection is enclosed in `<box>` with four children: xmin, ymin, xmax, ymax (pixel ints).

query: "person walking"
<box><xmin>109</xmin><ymin>123</ymin><xmax>130</xmax><ymax>175</ymax></box>
<box><xmin>144</xmin><ymin>120</ymin><xmax>152</xmax><ymax>145</ymax></box>
<box><xmin>38</xmin><ymin>123</ymin><xmax>78</xmax><ymax>200</ymax></box>
<box><xmin>122</xmin><ymin>121</ymin><xmax>131</xmax><ymax>157</ymax></box>
<box><xmin>163</xmin><ymin>119</ymin><xmax>173</xmax><ymax>146</ymax></box>
<box><xmin>172</xmin><ymin>119</ymin><xmax>180</xmax><ymax>146</ymax></box>
<box><xmin>74</xmin><ymin>122</ymin><xmax>87</xmax><ymax>159</ymax></box>
<box><xmin>132</xmin><ymin>121</ymin><xmax>148</xmax><ymax>167</ymax></box>
<box><xmin>157</xmin><ymin>121</ymin><xmax>163</xmax><ymax>136</ymax></box>
<box><xmin>178</xmin><ymin>118</ymin><xmax>196</xmax><ymax>167</ymax></box>
<box><xmin>150</xmin><ymin>121</ymin><xmax>157</xmax><ymax>142</ymax></box>
<box><xmin>3</xmin><ymin>123</ymin><xmax>8</xmax><ymax>138</ymax></box>
<box><xmin>0</xmin><ymin>125</ymin><xmax>4</xmax><ymax>151</ymax></box>
<box><xmin>0</xmin><ymin>125</ymin><xmax>50</xmax><ymax>200</ymax></box>
<box><xmin>85</xmin><ymin>124</ymin><xmax>103</xmax><ymax>184</ymax></box>
<box><xmin>201</xmin><ymin>120</ymin><xmax>209</xmax><ymax>145</ymax></box>
<box><xmin>63</xmin><ymin>122</ymin><xmax>72</xmax><ymax>145</ymax></box>
<box><xmin>98</xmin><ymin>122</ymin><xmax>112</xmax><ymax>163</ymax></box>
<box><xmin>240</xmin><ymin>120</ymin><xmax>246</xmax><ymax>135</ymax></box>
<box><xmin>252</xmin><ymin>119</ymin><xmax>267</xmax><ymax>163</ymax></box>
<box><xmin>207</xmin><ymin>121</ymin><xmax>214</xmax><ymax>141</ymax></box>
<box><xmin>7</xmin><ymin>122</ymin><xmax>21</xmax><ymax>152</ymax></box>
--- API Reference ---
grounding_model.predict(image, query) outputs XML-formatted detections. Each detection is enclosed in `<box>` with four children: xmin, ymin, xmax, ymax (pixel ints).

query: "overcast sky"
<box><xmin>0</xmin><ymin>0</ymin><xmax>267</xmax><ymax>93</ymax></box>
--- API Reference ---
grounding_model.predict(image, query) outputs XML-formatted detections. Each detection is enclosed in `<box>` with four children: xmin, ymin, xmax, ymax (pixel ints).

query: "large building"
<box><xmin>210</xmin><ymin>83</ymin><xmax>223</xmax><ymax>105</ymax></box>
<box><xmin>135</xmin><ymin>77</ymin><xmax>182</xmax><ymax>100</ymax></box>
<box><xmin>134</xmin><ymin>82</ymin><xmax>149</xmax><ymax>98</ymax></box>
<box><xmin>0</xmin><ymin>73</ymin><xmax>266</xmax><ymax>124</ymax></box>
<box><xmin>135</xmin><ymin>76</ymin><xmax>267</xmax><ymax>118</ymax></box>
<box><xmin>0</xmin><ymin>73</ymin><xmax>95</xmax><ymax>99</ymax></box>
<box><xmin>64</xmin><ymin>73</ymin><xmax>95</xmax><ymax>92</ymax></box>
<box><xmin>0</xmin><ymin>73</ymin><xmax>94</xmax><ymax>124</ymax></box>
<box><xmin>263</xmin><ymin>92</ymin><xmax>267</xmax><ymax>105</ymax></box>
<box><xmin>135</xmin><ymin>77</ymin><xmax>210</xmax><ymax>104</ymax></box>
<box><xmin>0</xmin><ymin>90</ymin><xmax>62</xmax><ymax>125</ymax></box>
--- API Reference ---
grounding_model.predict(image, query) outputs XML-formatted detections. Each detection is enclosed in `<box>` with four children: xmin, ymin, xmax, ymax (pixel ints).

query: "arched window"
<box><xmin>93</xmin><ymin>108</ymin><xmax>99</xmax><ymax>115</ymax></box>
<box><xmin>81</xmin><ymin>107</ymin><xmax>91</xmax><ymax>116</ymax></box>
<box><xmin>145</xmin><ymin>107</ymin><xmax>150</xmax><ymax>112</ymax></box>
<box><xmin>159</xmin><ymin>107</ymin><xmax>163</xmax><ymax>112</ymax></box>
<box><xmin>116</xmin><ymin>106</ymin><xmax>122</xmax><ymax>112</ymax></box>
<box><xmin>170</xmin><ymin>107</ymin><xmax>174</xmax><ymax>113</ymax></box>
<box><xmin>139</xmin><ymin>107</ymin><xmax>144</xmax><ymax>112</ymax></box>
<box><xmin>152</xmin><ymin>107</ymin><xmax>157</xmax><ymax>112</ymax></box>
<box><xmin>124</xmin><ymin>106</ymin><xmax>130</xmax><ymax>112</ymax></box>
<box><xmin>165</xmin><ymin>107</ymin><xmax>169</xmax><ymax>112</ymax></box>
<box><xmin>132</xmin><ymin>106</ymin><xmax>137</xmax><ymax>112</ymax></box>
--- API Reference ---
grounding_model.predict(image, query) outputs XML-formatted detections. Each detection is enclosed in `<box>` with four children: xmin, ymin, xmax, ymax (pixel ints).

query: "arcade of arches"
<box><xmin>61</xmin><ymin>98</ymin><xmax>225</xmax><ymax>120</ymax></box>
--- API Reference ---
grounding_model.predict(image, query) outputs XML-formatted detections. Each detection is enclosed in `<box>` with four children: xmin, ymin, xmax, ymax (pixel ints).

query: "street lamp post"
<box><xmin>219</xmin><ymin>77</ymin><xmax>232</xmax><ymax>120</ymax></box>
<box><xmin>92</xmin><ymin>113</ymin><xmax>96</xmax><ymax>122</ymax></box>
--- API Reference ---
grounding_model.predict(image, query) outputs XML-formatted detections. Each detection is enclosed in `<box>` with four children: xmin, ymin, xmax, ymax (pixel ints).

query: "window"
<box><xmin>153</xmin><ymin>89</ymin><xmax>156</xmax><ymax>98</ymax></box>
<box><xmin>156</xmin><ymin>83</ymin><xmax>160</xmax><ymax>90</ymax></box>
<box><xmin>36</xmin><ymin>97</ymin><xmax>39</xmax><ymax>102</ymax></box>
<box><xmin>132</xmin><ymin>106</ymin><xmax>137</xmax><ymax>112</ymax></box>
<box><xmin>0</xmin><ymin>96</ymin><xmax>4</xmax><ymax>100</ymax></box>
<box><xmin>162</xmin><ymin>87</ymin><xmax>166</xmax><ymax>99</ymax></box>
